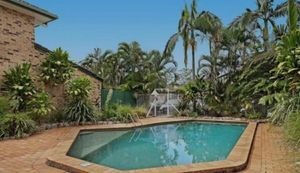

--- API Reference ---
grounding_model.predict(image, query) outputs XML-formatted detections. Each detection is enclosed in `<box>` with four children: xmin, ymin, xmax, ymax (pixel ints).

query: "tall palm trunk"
<box><xmin>192</xmin><ymin>47</ymin><xmax>196</xmax><ymax>79</ymax></box>
<box><xmin>263</xmin><ymin>19</ymin><xmax>270</xmax><ymax>51</ymax></box>
<box><xmin>192</xmin><ymin>41</ymin><xmax>196</xmax><ymax>112</ymax></box>
<box><xmin>191</xmin><ymin>31</ymin><xmax>196</xmax><ymax>80</ymax></box>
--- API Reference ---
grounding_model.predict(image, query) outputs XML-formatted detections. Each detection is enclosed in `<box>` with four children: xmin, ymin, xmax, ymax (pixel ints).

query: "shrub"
<box><xmin>28</xmin><ymin>91</ymin><xmax>55</xmax><ymax>123</ymax></box>
<box><xmin>3</xmin><ymin>63</ymin><xmax>36</xmax><ymax>112</ymax></box>
<box><xmin>0</xmin><ymin>113</ymin><xmax>36</xmax><ymax>138</ymax></box>
<box><xmin>246</xmin><ymin>112</ymin><xmax>263</xmax><ymax>120</ymax></box>
<box><xmin>0</xmin><ymin>96</ymin><xmax>10</xmax><ymax>116</ymax></box>
<box><xmin>47</xmin><ymin>109</ymin><xmax>66</xmax><ymax>123</ymax></box>
<box><xmin>261</xmin><ymin>30</ymin><xmax>300</xmax><ymax>124</ymax></box>
<box><xmin>101</xmin><ymin>105</ymin><xmax>146</xmax><ymax>122</ymax></box>
<box><xmin>40</xmin><ymin>48</ymin><xmax>73</xmax><ymax>85</ymax></box>
<box><xmin>102</xmin><ymin>104</ymin><xmax>132</xmax><ymax>122</ymax></box>
<box><xmin>64</xmin><ymin>77</ymin><xmax>95</xmax><ymax>123</ymax></box>
<box><xmin>131</xmin><ymin>106</ymin><xmax>147</xmax><ymax>118</ymax></box>
<box><xmin>102</xmin><ymin>104</ymin><xmax>132</xmax><ymax>123</ymax></box>
<box><xmin>115</xmin><ymin>105</ymin><xmax>133</xmax><ymax>122</ymax></box>
<box><xmin>261</xmin><ymin>93</ymin><xmax>300</xmax><ymax>124</ymax></box>
<box><xmin>284</xmin><ymin>112</ymin><xmax>300</xmax><ymax>147</ymax></box>
<box><xmin>66</xmin><ymin>77</ymin><xmax>91</xmax><ymax>100</ymax></box>
<box><xmin>101</xmin><ymin>105</ymin><xmax>117</xmax><ymax>121</ymax></box>
<box><xmin>64</xmin><ymin>100</ymin><xmax>95</xmax><ymax>123</ymax></box>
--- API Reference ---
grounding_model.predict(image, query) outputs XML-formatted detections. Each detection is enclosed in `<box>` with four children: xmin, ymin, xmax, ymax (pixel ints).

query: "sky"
<box><xmin>26</xmin><ymin>0</ymin><xmax>279</xmax><ymax>69</ymax></box>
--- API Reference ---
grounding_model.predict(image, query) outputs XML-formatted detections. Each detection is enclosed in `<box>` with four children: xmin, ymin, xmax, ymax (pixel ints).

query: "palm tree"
<box><xmin>144</xmin><ymin>51</ymin><xmax>177</xmax><ymax>91</ymax></box>
<box><xmin>190</xmin><ymin>0</ymin><xmax>198</xmax><ymax>80</ymax></box>
<box><xmin>121</xmin><ymin>50</ymin><xmax>177</xmax><ymax>92</ymax></box>
<box><xmin>197</xmin><ymin>55</ymin><xmax>221</xmax><ymax>81</ymax></box>
<box><xmin>102</xmin><ymin>52</ymin><xmax>125</xmax><ymax>87</ymax></box>
<box><xmin>193</xmin><ymin>11</ymin><xmax>224</xmax><ymax>83</ymax></box>
<box><xmin>80</xmin><ymin>41</ymin><xmax>177</xmax><ymax>92</ymax></box>
<box><xmin>115</xmin><ymin>41</ymin><xmax>146</xmax><ymax>91</ymax></box>
<box><xmin>193</xmin><ymin>11</ymin><xmax>223</xmax><ymax>59</ymax></box>
<box><xmin>287</xmin><ymin>0</ymin><xmax>299</xmax><ymax>32</ymax></box>
<box><xmin>80</xmin><ymin>48</ymin><xmax>112</xmax><ymax>77</ymax></box>
<box><xmin>164</xmin><ymin>0</ymin><xmax>198</xmax><ymax>79</ymax></box>
<box><xmin>118</xmin><ymin>41</ymin><xmax>145</xmax><ymax>74</ymax></box>
<box><xmin>230</xmin><ymin>0</ymin><xmax>300</xmax><ymax>51</ymax></box>
<box><xmin>222</xmin><ymin>27</ymin><xmax>260</xmax><ymax>73</ymax></box>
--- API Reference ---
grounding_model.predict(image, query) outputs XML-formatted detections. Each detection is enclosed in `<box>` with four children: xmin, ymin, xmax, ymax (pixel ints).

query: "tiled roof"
<box><xmin>6</xmin><ymin>0</ymin><xmax>58</xmax><ymax>20</ymax></box>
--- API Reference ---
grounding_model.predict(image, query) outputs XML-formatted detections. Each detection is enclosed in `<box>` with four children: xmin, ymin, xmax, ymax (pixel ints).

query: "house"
<box><xmin>0</xmin><ymin>0</ymin><xmax>102</xmax><ymax>107</ymax></box>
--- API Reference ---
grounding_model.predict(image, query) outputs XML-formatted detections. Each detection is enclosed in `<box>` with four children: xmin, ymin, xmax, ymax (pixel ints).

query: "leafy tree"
<box><xmin>40</xmin><ymin>48</ymin><xmax>73</xmax><ymax>85</ymax></box>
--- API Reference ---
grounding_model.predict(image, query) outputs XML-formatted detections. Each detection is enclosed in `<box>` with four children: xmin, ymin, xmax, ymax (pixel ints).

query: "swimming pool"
<box><xmin>67</xmin><ymin>122</ymin><xmax>246</xmax><ymax>170</ymax></box>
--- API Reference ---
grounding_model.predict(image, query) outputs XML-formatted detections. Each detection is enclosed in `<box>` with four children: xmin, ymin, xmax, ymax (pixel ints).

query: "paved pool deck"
<box><xmin>0</xmin><ymin>117</ymin><xmax>298</xmax><ymax>173</ymax></box>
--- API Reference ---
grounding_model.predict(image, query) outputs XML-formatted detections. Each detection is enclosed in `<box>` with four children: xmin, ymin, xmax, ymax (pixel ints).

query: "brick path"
<box><xmin>241</xmin><ymin>124</ymin><xmax>298</xmax><ymax>173</ymax></box>
<box><xmin>0</xmin><ymin>119</ymin><xmax>298</xmax><ymax>173</ymax></box>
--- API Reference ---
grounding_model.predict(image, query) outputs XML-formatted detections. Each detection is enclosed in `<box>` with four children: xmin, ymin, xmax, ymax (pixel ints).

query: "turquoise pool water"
<box><xmin>68</xmin><ymin>122</ymin><xmax>246</xmax><ymax>170</ymax></box>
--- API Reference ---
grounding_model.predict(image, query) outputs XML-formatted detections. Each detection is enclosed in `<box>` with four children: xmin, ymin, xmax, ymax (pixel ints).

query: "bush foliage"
<box><xmin>40</xmin><ymin>48</ymin><xmax>73</xmax><ymax>85</ymax></box>
<box><xmin>0</xmin><ymin>113</ymin><xmax>36</xmax><ymax>138</ymax></box>
<box><xmin>3</xmin><ymin>63</ymin><xmax>36</xmax><ymax>112</ymax></box>
<box><xmin>101</xmin><ymin>104</ymin><xmax>146</xmax><ymax>122</ymax></box>
<box><xmin>284</xmin><ymin>112</ymin><xmax>300</xmax><ymax>147</ymax></box>
<box><xmin>0</xmin><ymin>96</ymin><xmax>10</xmax><ymax>116</ymax></box>
<box><xmin>28</xmin><ymin>91</ymin><xmax>55</xmax><ymax>122</ymax></box>
<box><xmin>64</xmin><ymin>77</ymin><xmax>96</xmax><ymax>123</ymax></box>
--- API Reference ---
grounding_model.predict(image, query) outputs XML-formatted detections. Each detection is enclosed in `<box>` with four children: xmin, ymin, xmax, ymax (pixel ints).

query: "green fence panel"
<box><xmin>101</xmin><ymin>89</ymin><xmax>136</xmax><ymax>108</ymax></box>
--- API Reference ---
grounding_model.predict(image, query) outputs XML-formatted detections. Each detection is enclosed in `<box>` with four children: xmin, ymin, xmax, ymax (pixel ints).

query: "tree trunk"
<box><xmin>191</xmin><ymin>31</ymin><xmax>197</xmax><ymax>112</ymax></box>
<box><xmin>191</xmin><ymin>30</ymin><xmax>196</xmax><ymax>80</ymax></box>
<box><xmin>192</xmin><ymin>46</ymin><xmax>196</xmax><ymax>80</ymax></box>
<box><xmin>263</xmin><ymin>19</ymin><xmax>270</xmax><ymax>51</ymax></box>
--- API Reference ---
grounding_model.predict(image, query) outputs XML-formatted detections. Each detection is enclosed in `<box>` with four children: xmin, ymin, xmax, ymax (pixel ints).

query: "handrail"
<box><xmin>129</xmin><ymin>113</ymin><xmax>144</xmax><ymax>127</ymax></box>
<box><xmin>135</xmin><ymin>114</ymin><xmax>143</xmax><ymax>126</ymax></box>
<box><xmin>129</xmin><ymin>114</ymin><xmax>137</xmax><ymax>127</ymax></box>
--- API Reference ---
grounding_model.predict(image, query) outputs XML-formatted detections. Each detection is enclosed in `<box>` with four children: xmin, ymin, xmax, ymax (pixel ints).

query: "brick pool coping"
<box><xmin>46</xmin><ymin>118</ymin><xmax>257</xmax><ymax>173</ymax></box>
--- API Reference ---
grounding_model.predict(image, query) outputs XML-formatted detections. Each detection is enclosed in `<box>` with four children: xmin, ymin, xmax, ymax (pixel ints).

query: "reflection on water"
<box><xmin>68</xmin><ymin>122</ymin><xmax>246</xmax><ymax>170</ymax></box>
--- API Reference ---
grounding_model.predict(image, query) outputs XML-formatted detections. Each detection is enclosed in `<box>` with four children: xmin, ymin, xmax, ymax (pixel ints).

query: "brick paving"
<box><xmin>0</xmin><ymin>118</ymin><xmax>298</xmax><ymax>173</ymax></box>
<box><xmin>241</xmin><ymin>124</ymin><xmax>298</xmax><ymax>173</ymax></box>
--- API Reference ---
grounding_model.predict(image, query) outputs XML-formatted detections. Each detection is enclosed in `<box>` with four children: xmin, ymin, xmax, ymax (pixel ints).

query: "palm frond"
<box><xmin>163</xmin><ymin>33</ymin><xmax>180</xmax><ymax>58</ymax></box>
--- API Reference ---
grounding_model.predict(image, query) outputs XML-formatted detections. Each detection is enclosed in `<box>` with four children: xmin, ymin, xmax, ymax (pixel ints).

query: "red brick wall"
<box><xmin>0</xmin><ymin>6</ymin><xmax>102</xmax><ymax>108</ymax></box>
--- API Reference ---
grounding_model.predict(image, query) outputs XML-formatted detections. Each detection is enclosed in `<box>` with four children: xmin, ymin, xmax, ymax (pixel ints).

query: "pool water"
<box><xmin>68</xmin><ymin>122</ymin><xmax>246</xmax><ymax>170</ymax></box>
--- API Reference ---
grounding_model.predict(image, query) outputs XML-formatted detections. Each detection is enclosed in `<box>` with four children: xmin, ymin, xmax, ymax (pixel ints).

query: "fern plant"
<box><xmin>3</xmin><ymin>63</ymin><xmax>36</xmax><ymax>112</ymax></box>
<box><xmin>40</xmin><ymin>48</ymin><xmax>73</xmax><ymax>85</ymax></box>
